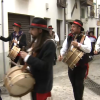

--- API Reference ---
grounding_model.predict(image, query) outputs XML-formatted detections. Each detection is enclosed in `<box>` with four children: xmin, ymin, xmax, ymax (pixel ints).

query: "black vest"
<box><xmin>67</xmin><ymin>34</ymin><xmax>89</xmax><ymax>65</ymax></box>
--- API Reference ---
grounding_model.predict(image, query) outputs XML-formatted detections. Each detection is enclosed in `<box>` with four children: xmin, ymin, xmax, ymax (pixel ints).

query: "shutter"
<box><xmin>8</xmin><ymin>13</ymin><xmax>31</xmax><ymax>48</ymax></box>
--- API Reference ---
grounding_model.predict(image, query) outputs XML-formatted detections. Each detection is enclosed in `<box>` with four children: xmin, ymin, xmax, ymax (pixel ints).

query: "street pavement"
<box><xmin>1</xmin><ymin>55</ymin><xmax>100</xmax><ymax>100</ymax></box>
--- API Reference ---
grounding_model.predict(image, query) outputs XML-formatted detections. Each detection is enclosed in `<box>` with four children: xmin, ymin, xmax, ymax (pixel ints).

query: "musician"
<box><xmin>88</xmin><ymin>31</ymin><xmax>97</xmax><ymax>60</ymax></box>
<box><xmin>0</xmin><ymin>23</ymin><xmax>27</xmax><ymax>67</ymax></box>
<box><xmin>94</xmin><ymin>36</ymin><xmax>100</xmax><ymax>54</ymax></box>
<box><xmin>20</xmin><ymin>17</ymin><xmax>56</xmax><ymax>100</ymax></box>
<box><xmin>48</xmin><ymin>25</ymin><xmax>58</xmax><ymax>65</ymax></box>
<box><xmin>58</xmin><ymin>19</ymin><xmax>91</xmax><ymax>100</ymax></box>
<box><xmin>48</xmin><ymin>25</ymin><xmax>59</xmax><ymax>43</ymax></box>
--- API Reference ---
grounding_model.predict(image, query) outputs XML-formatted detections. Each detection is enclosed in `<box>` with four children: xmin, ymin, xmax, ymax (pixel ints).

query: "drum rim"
<box><xmin>8</xmin><ymin>46</ymin><xmax>20</xmax><ymax>60</ymax></box>
<box><xmin>5</xmin><ymin>73</ymin><xmax>35</xmax><ymax>97</ymax></box>
<box><xmin>10</xmin><ymin>86</ymin><xmax>34</xmax><ymax>97</ymax></box>
<box><xmin>7</xmin><ymin>66</ymin><xmax>21</xmax><ymax>76</ymax></box>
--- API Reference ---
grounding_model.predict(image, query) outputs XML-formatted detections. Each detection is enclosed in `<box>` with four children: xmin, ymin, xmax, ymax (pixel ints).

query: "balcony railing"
<box><xmin>80</xmin><ymin>0</ymin><xmax>93</xmax><ymax>6</ymax></box>
<box><xmin>57</xmin><ymin>0</ymin><xmax>66</xmax><ymax>8</ymax></box>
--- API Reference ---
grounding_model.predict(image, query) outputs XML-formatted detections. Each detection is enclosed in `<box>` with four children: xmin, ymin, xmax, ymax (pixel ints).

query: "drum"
<box><xmin>4</xmin><ymin>66</ymin><xmax>35</xmax><ymax>97</ymax></box>
<box><xmin>8</xmin><ymin>46</ymin><xmax>21</xmax><ymax>60</ymax></box>
<box><xmin>62</xmin><ymin>47</ymin><xmax>84</xmax><ymax>69</ymax></box>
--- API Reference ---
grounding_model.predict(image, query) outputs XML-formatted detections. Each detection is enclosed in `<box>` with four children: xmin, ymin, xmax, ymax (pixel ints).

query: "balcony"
<box><xmin>57</xmin><ymin>0</ymin><xmax>66</xmax><ymax>8</ymax></box>
<box><xmin>80</xmin><ymin>0</ymin><xmax>93</xmax><ymax>6</ymax></box>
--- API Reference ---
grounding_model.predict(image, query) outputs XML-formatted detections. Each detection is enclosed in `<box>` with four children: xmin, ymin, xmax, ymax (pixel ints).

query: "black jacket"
<box><xmin>0</xmin><ymin>32</ymin><xmax>27</xmax><ymax>48</ymax></box>
<box><xmin>26</xmin><ymin>40</ymin><xmax>56</xmax><ymax>93</ymax></box>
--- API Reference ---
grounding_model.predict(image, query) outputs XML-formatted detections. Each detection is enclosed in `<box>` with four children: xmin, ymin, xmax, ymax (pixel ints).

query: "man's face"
<box><xmin>13</xmin><ymin>26</ymin><xmax>19</xmax><ymax>32</ymax></box>
<box><xmin>49</xmin><ymin>29</ymin><xmax>53</xmax><ymax>35</ymax></box>
<box><xmin>90</xmin><ymin>33</ymin><xmax>93</xmax><ymax>36</ymax></box>
<box><xmin>71</xmin><ymin>24</ymin><xmax>81</xmax><ymax>34</ymax></box>
<box><xmin>29</xmin><ymin>28</ymin><xmax>42</xmax><ymax>38</ymax></box>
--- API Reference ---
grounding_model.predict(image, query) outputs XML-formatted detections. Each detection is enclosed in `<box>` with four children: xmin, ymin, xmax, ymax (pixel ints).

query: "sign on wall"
<box><xmin>97</xmin><ymin>21</ymin><xmax>100</xmax><ymax>26</ymax></box>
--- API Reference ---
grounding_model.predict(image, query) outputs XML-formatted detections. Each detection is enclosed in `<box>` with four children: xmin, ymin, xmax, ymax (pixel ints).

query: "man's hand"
<box><xmin>71</xmin><ymin>41</ymin><xmax>78</xmax><ymax>48</ymax></box>
<box><xmin>20</xmin><ymin>51</ymin><xmax>28</xmax><ymax>59</ymax></box>
<box><xmin>12</xmin><ymin>39</ymin><xmax>18</xmax><ymax>44</ymax></box>
<box><xmin>94</xmin><ymin>50</ymin><xmax>98</xmax><ymax>55</ymax></box>
<box><xmin>58</xmin><ymin>55</ymin><xmax>63</xmax><ymax>61</ymax></box>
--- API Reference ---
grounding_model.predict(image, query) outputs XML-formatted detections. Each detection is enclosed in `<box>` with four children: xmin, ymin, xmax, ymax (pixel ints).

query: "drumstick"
<box><xmin>21</xmin><ymin>63</ymin><xmax>27</xmax><ymax>71</ymax></box>
<box><xmin>11</xmin><ymin>60</ymin><xmax>21</xmax><ymax>67</ymax></box>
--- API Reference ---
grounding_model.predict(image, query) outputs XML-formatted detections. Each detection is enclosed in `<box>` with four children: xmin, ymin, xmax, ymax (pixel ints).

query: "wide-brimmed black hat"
<box><xmin>70</xmin><ymin>19</ymin><xmax>84</xmax><ymax>31</ymax></box>
<box><xmin>29</xmin><ymin>17</ymin><xmax>49</xmax><ymax>31</ymax></box>
<box><xmin>48</xmin><ymin>25</ymin><xmax>54</xmax><ymax>29</ymax></box>
<box><xmin>12</xmin><ymin>23</ymin><xmax>22</xmax><ymax>28</ymax></box>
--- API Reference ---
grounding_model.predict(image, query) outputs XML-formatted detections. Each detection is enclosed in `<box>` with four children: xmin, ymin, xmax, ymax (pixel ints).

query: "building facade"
<box><xmin>0</xmin><ymin>0</ymin><xmax>96</xmax><ymax>79</ymax></box>
<box><xmin>0</xmin><ymin>0</ymin><xmax>66</xmax><ymax>79</ymax></box>
<box><xmin>82</xmin><ymin>0</ymin><xmax>100</xmax><ymax>38</ymax></box>
<box><xmin>66</xmin><ymin>0</ymin><xmax>94</xmax><ymax>37</ymax></box>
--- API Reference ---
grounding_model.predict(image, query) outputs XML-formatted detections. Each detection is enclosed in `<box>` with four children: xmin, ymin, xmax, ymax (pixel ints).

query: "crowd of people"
<box><xmin>0</xmin><ymin>17</ymin><xmax>100</xmax><ymax>100</ymax></box>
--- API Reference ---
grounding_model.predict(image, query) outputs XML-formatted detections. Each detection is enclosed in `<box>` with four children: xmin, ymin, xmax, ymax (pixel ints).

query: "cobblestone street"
<box><xmin>1</xmin><ymin>55</ymin><xmax>100</xmax><ymax>100</ymax></box>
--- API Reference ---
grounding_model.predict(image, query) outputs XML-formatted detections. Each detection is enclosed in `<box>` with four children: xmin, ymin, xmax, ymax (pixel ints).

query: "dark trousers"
<box><xmin>68</xmin><ymin>65</ymin><xmax>87</xmax><ymax>100</ymax></box>
<box><xmin>31</xmin><ymin>92</ymin><xmax>36</xmax><ymax>100</ymax></box>
<box><xmin>90</xmin><ymin>42</ymin><xmax>95</xmax><ymax>56</ymax></box>
<box><xmin>0</xmin><ymin>89</ymin><xmax>2</xmax><ymax>100</ymax></box>
<box><xmin>0</xmin><ymin>96</ymin><xmax>2</xmax><ymax>100</ymax></box>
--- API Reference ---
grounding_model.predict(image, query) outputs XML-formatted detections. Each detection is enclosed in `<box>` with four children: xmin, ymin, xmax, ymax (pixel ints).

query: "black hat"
<box><xmin>29</xmin><ymin>17</ymin><xmax>49</xmax><ymax>31</ymax></box>
<box><xmin>48</xmin><ymin>25</ymin><xmax>54</xmax><ymax>29</ymax></box>
<box><xmin>13</xmin><ymin>23</ymin><xmax>21</xmax><ymax>28</ymax></box>
<box><xmin>70</xmin><ymin>19</ymin><xmax>84</xmax><ymax>31</ymax></box>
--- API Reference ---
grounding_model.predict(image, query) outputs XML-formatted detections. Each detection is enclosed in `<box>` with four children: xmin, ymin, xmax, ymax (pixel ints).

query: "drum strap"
<box><xmin>80</xmin><ymin>35</ymin><xmax>86</xmax><ymax>44</ymax></box>
<box><xmin>10</xmin><ymin>33</ymin><xmax>23</xmax><ymax>50</ymax></box>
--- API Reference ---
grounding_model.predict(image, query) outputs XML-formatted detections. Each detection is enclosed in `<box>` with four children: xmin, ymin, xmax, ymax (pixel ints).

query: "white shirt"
<box><xmin>60</xmin><ymin>36</ymin><xmax>91</xmax><ymax>56</ymax></box>
<box><xmin>88</xmin><ymin>37</ymin><xmax>96</xmax><ymax>42</ymax></box>
<box><xmin>95</xmin><ymin>36</ymin><xmax>100</xmax><ymax>52</ymax></box>
<box><xmin>55</xmin><ymin>32</ymin><xmax>59</xmax><ymax>42</ymax></box>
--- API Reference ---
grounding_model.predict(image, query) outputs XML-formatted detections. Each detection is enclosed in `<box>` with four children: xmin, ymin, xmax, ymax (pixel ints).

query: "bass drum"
<box><xmin>4</xmin><ymin>66</ymin><xmax>35</xmax><ymax>97</ymax></box>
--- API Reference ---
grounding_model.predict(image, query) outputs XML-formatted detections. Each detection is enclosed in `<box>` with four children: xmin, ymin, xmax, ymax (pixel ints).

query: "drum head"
<box><xmin>7</xmin><ymin>66</ymin><xmax>21</xmax><ymax>76</ymax></box>
<box><xmin>9</xmin><ymin>75</ymin><xmax>35</xmax><ymax>97</ymax></box>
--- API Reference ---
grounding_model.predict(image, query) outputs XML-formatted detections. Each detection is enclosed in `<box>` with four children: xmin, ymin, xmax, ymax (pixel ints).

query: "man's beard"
<box><xmin>31</xmin><ymin>35</ymin><xmax>37</xmax><ymax>41</ymax></box>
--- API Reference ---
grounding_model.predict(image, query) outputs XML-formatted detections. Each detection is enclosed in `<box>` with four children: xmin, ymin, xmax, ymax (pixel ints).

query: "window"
<box><xmin>57</xmin><ymin>0</ymin><xmax>66</xmax><ymax>8</ymax></box>
<box><xmin>81</xmin><ymin>8</ymin><xmax>85</xmax><ymax>18</ymax></box>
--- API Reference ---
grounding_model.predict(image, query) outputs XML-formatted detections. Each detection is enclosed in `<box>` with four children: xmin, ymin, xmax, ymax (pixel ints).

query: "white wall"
<box><xmin>82</xmin><ymin>18</ymin><xmax>100</xmax><ymax>37</ymax></box>
<box><xmin>66</xmin><ymin>0</ymin><xmax>80</xmax><ymax>20</ymax></box>
<box><xmin>3</xmin><ymin>0</ymin><xmax>64</xmax><ymax>49</ymax></box>
<box><xmin>66</xmin><ymin>0</ymin><xmax>81</xmax><ymax>36</ymax></box>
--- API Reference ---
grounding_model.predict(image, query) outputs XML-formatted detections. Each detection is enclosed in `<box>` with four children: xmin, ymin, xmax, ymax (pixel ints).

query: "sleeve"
<box><xmin>60</xmin><ymin>37</ymin><xmax>68</xmax><ymax>56</ymax></box>
<box><xmin>25</xmin><ymin>41</ymin><xmax>56</xmax><ymax>70</ymax></box>
<box><xmin>55</xmin><ymin>32</ymin><xmax>59</xmax><ymax>42</ymax></box>
<box><xmin>78</xmin><ymin>36</ymin><xmax>91</xmax><ymax>53</ymax></box>
<box><xmin>0</xmin><ymin>33</ymin><xmax>12</xmax><ymax>42</ymax></box>
<box><xmin>95</xmin><ymin>36</ymin><xmax>100</xmax><ymax>52</ymax></box>
<box><xmin>18</xmin><ymin>34</ymin><xmax>27</xmax><ymax>48</ymax></box>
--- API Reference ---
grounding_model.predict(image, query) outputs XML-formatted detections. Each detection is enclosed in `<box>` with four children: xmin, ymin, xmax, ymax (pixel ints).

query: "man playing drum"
<box><xmin>58</xmin><ymin>19</ymin><xmax>91</xmax><ymax>100</ymax></box>
<box><xmin>0</xmin><ymin>23</ymin><xmax>27</xmax><ymax>67</ymax></box>
<box><xmin>20</xmin><ymin>17</ymin><xmax>56</xmax><ymax>100</ymax></box>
